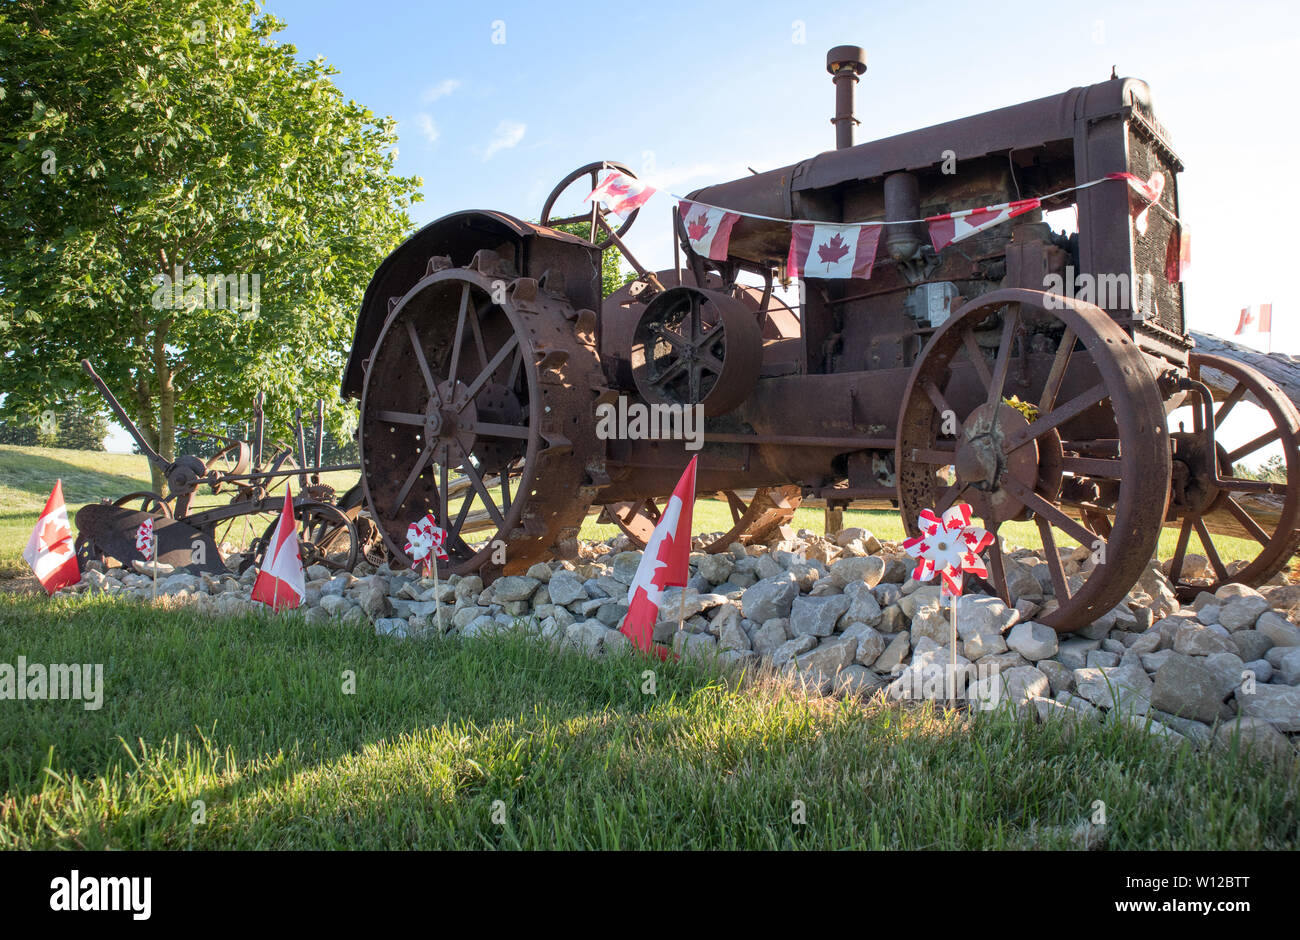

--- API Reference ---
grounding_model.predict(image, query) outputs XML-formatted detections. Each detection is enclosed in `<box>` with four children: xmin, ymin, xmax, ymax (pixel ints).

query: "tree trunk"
<box><xmin>134</xmin><ymin>354</ymin><xmax>164</xmax><ymax>496</ymax></box>
<box><xmin>153</xmin><ymin>321</ymin><xmax>175</xmax><ymax>468</ymax></box>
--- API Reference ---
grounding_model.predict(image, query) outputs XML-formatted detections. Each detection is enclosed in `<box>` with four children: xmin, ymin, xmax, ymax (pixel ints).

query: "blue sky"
<box><xmin>262</xmin><ymin>0</ymin><xmax>1300</xmax><ymax>353</ymax></box>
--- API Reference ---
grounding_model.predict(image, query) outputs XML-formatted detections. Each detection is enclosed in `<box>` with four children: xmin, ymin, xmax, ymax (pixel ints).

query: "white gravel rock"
<box><xmin>1006</xmin><ymin>622</ymin><xmax>1059</xmax><ymax>661</ymax></box>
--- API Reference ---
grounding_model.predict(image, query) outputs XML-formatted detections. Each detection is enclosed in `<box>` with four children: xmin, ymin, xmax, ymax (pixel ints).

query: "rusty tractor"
<box><xmin>343</xmin><ymin>45</ymin><xmax>1299</xmax><ymax>633</ymax></box>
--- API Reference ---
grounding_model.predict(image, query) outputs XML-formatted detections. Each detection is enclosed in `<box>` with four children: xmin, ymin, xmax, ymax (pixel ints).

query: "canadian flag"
<box><xmin>926</xmin><ymin>198</ymin><xmax>1041</xmax><ymax>251</ymax></box>
<box><xmin>250</xmin><ymin>484</ymin><xmax>306</xmax><ymax>611</ymax></box>
<box><xmin>23</xmin><ymin>479</ymin><xmax>80</xmax><ymax>595</ymax></box>
<box><xmin>1165</xmin><ymin>226</ymin><xmax>1191</xmax><ymax>283</ymax></box>
<box><xmin>1235</xmin><ymin>304</ymin><xmax>1273</xmax><ymax>335</ymax></box>
<box><xmin>1107</xmin><ymin>171</ymin><xmax>1165</xmax><ymax>235</ymax></box>
<box><xmin>620</xmin><ymin>456</ymin><xmax>697</xmax><ymax>656</ymax></box>
<box><xmin>679</xmin><ymin>200</ymin><xmax>742</xmax><ymax>261</ymax></box>
<box><xmin>787</xmin><ymin>222</ymin><xmax>882</xmax><ymax>280</ymax></box>
<box><xmin>585</xmin><ymin>169</ymin><xmax>656</xmax><ymax>216</ymax></box>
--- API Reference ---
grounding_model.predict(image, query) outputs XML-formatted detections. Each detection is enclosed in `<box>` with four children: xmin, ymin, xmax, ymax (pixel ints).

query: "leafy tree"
<box><xmin>0</xmin><ymin>0</ymin><xmax>422</xmax><ymax>492</ymax></box>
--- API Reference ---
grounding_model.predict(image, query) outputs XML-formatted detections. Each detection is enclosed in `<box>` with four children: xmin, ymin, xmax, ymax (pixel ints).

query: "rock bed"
<box><xmin>60</xmin><ymin>525</ymin><xmax>1300</xmax><ymax>760</ymax></box>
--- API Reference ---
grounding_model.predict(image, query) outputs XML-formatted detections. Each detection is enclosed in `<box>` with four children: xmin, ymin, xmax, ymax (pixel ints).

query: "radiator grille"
<box><xmin>1127</xmin><ymin>127</ymin><xmax>1185</xmax><ymax>336</ymax></box>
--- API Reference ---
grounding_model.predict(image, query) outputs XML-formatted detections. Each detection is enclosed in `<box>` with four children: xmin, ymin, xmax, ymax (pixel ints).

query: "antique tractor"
<box><xmin>343</xmin><ymin>46</ymin><xmax>1299</xmax><ymax>633</ymax></box>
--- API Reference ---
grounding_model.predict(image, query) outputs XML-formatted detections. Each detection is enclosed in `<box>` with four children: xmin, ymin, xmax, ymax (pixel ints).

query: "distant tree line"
<box><xmin>0</xmin><ymin>403</ymin><xmax>108</xmax><ymax>450</ymax></box>
<box><xmin>166</xmin><ymin>423</ymin><xmax>359</xmax><ymax>465</ymax></box>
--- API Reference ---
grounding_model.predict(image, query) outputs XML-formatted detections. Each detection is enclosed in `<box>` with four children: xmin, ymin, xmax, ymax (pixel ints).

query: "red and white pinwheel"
<box><xmin>135</xmin><ymin>517</ymin><xmax>155</xmax><ymax>562</ymax></box>
<box><xmin>901</xmin><ymin>503</ymin><xmax>994</xmax><ymax>599</ymax></box>
<box><xmin>405</xmin><ymin>513</ymin><xmax>449</xmax><ymax>577</ymax></box>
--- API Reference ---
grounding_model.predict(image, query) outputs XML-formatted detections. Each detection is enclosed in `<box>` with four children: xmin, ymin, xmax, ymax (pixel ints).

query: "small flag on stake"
<box><xmin>1235</xmin><ymin>304</ymin><xmax>1273</xmax><ymax>336</ymax></box>
<box><xmin>620</xmin><ymin>456</ymin><xmax>697</xmax><ymax>657</ymax></box>
<box><xmin>250</xmin><ymin>484</ymin><xmax>306</xmax><ymax>611</ymax></box>
<box><xmin>23</xmin><ymin>480</ymin><xmax>80</xmax><ymax>596</ymax></box>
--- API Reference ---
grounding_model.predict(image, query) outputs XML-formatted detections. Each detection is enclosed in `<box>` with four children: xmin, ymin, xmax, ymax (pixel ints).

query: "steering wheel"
<box><xmin>540</xmin><ymin>160</ymin><xmax>641</xmax><ymax>251</ymax></box>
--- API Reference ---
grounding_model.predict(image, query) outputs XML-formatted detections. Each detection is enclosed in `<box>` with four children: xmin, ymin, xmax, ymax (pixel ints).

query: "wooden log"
<box><xmin>1185</xmin><ymin>332</ymin><xmax>1294</xmax><ymax>542</ymax></box>
<box><xmin>1189</xmin><ymin>331</ymin><xmax>1300</xmax><ymax>404</ymax></box>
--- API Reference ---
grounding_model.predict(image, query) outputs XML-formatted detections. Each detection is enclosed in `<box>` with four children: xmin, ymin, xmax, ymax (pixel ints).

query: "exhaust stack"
<box><xmin>827</xmin><ymin>45</ymin><xmax>867</xmax><ymax>150</ymax></box>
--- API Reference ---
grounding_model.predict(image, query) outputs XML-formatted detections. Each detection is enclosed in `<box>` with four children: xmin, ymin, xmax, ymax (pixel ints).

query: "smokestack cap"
<box><xmin>826</xmin><ymin>45</ymin><xmax>867</xmax><ymax>75</ymax></box>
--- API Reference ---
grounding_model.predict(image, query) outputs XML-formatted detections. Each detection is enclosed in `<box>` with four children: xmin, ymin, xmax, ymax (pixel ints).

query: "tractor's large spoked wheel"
<box><xmin>360</xmin><ymin>264</ymin><xmax>606</xmax><ymax>576</ymax></box>
<box><xmin>1161</xmin><ymin>352</ymin><xmax>1300</xmax><ymax>597</ymax></box>
<box><xmin>601</xmin><ymin>485</ymin><xmax>801</xmax><ymax>552</ymax></box>
<box><xmin>897</xmin><ymin>288</ymin><xmax>1171</xmax><ymax>633</ymax></box>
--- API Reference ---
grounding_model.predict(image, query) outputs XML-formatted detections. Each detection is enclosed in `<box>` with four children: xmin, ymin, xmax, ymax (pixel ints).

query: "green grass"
<box><xmin>0</xmin><ymin>594</ymin><xmax>1294</xmax><ymax>849</ymax></box>
<box><xmin>1</xmin><ymin>444</ymin><xmax>1263</xmax><ymax>579</ymax></box>
<box><xmin>579</xmin><ymin>500</ymin><xmax>1260</xmax><ymax>562</ymax></box>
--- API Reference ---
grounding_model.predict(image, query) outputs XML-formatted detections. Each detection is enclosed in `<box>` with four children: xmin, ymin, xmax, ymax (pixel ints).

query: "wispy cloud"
<box><xmin>483</xmin><ymin>120</ymin><xmax>526</xmax><ymax>160</ymax></box>
<box><xmin>421</xmin><ymin>79</ymin><xmax>460</xmax><ymax>103</ymax></box>
<box><xmin>415</xmin><ymin>113</ymin><xmax>439</xmax><ymax>143</ymax></box>
<box><xmin>647</xmin><ymin>162</ymin><xmax>753</xmax><ymax>190</ymax></box>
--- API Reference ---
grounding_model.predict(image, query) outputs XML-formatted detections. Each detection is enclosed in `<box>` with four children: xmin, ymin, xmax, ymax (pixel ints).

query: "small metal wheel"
<box><xmin>112</xmin><ymin>491</ymin><xmax>173</xmax><ymax>519</ymax></box>
<box><xmin>601</xmin><ymin>485</ymin><xmax>802</xmax><ymax>552</ymax></box>
<box><xmin>897</xmin><ymin>288</ymin><xmax>1171</xmax><ymax>633</ymax></box>
<box><xmin>203</xmin><ymin>441</ymin><xmax>252</xmax><ymax>493</ymax></box>
<box><xmin>539</xmin><ymin>160</ymin><xmax>641</xmax><ymax>250</ymax></box>
<box><xmin>1161</xmin><ymin>351</ymin><xmax>1300</xmax><ymax>597</ymax></box>
<box><xmin>630</xmin><ymin>286</ymin><xmax>762</xmax><ymax>417</ymax></box>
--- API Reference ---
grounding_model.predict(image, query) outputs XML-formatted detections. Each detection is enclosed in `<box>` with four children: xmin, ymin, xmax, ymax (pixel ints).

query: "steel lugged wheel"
<box><xmin>360</xmin><ymin>262</ymin><xmax>606</xmax><ymax>576</ymax></box>
<box><xmin>601</xmin><ymin>485</ymin><xmax>801</xmax><ymax>552</ymax></box>
<box><xmin>1162</xmin><ymin>352</ymin><xmax>1300</xmax><ymax>597</ymax></box>
<box><xmin>897</xmin><ymin>288</ymin><xmax>1171</xmax><ymax>633</ymax></box>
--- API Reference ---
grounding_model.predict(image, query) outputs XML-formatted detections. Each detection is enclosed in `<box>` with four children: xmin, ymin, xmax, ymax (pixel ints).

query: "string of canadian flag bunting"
<box><xmin>586</xmin><ymin>167</ymin><xmax>1190</xmax><ymax>284</ymax></box>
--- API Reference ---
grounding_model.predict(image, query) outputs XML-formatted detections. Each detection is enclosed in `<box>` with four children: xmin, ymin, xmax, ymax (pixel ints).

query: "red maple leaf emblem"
<box><xmin>686</xmin><ymin>212</ymin><xmax>711</xmax><ymax>242</ymax></box>
<box><xmin>650</xmin><ymin>530</ymin><xmax>677</xmax><ymax>592</ymax></box>
<box><xmin>816</xmin><ymin>232</ymin><xmax>852</xmax><ymax>268</ymax></box>
<box><xmin>606</xmin><ymin>179</ymin><xmax>632</xmax><ymax>197</ymax></box>
<box><xmin>38</xmin><ymin>517</ymin><xmax>65</xmax><ymax>551</ymax></box>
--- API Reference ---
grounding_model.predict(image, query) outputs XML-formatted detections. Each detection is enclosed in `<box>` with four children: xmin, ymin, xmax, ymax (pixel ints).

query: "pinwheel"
<box><xmin>404</xmin><ymin>513</ymin><xmax>448</xmax><ymax>578</ymax></box>
<box><xmin>135</xmin><ymin>517</ymin><xmax>155</xmax><ymax>562</ymax></box>
<box><xmin>405</xmin><ymin>513</ymin><xmax>450</xmax><ymax>632</ymax></box>
<box><xmin>135</xmin><ymin>516</ymin><xmax>158</xmax><ymax>601</ymax></box>
<box><xmin>901</xmin><ymin>503</ymin><xmax>995</xmax><ymax>706</ymax></box>
<box><xmin>901</xmin><ymin>503</ymin><xmax>994</xmax><ymax>599</ymax></box>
